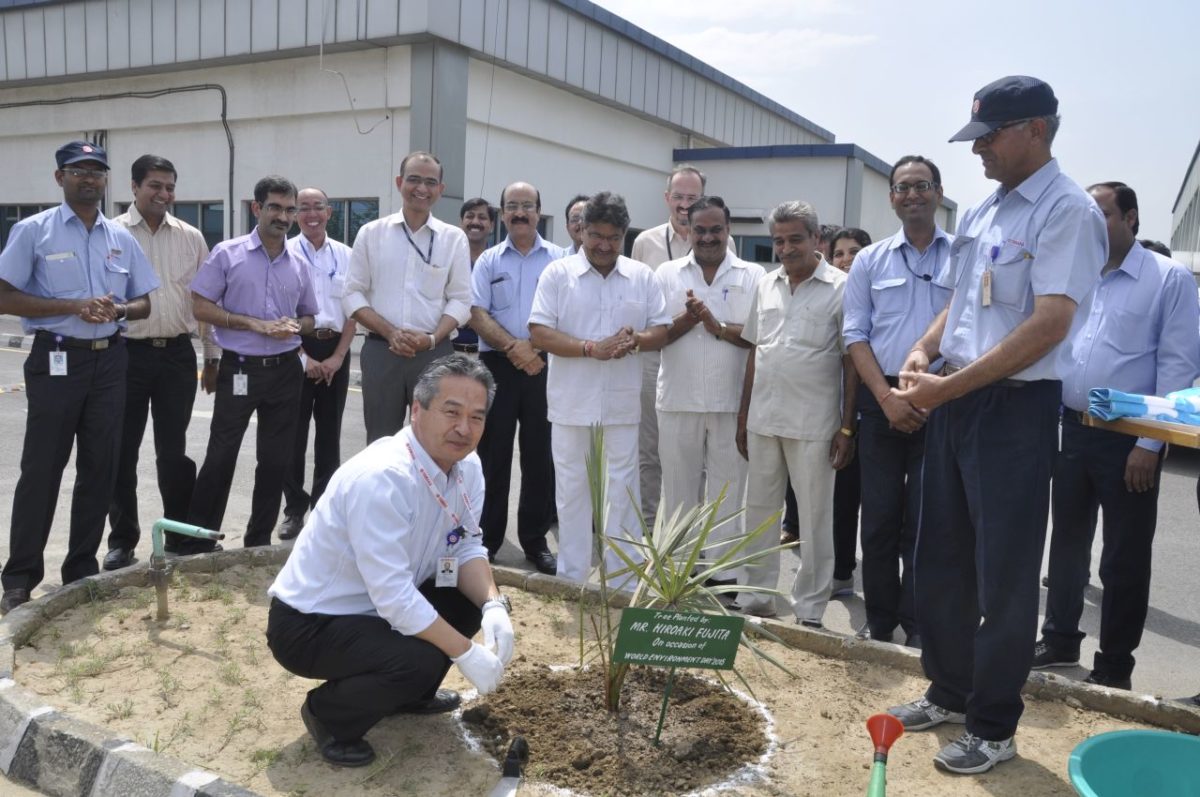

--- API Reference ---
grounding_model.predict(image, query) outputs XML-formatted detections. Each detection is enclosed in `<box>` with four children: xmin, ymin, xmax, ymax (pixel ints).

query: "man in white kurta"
<box><xmin>529</xmin><ymin>192</ymin><xmax>670</xmax><ymax>584</ymax></box>
<box><xmin>736</xmin><ymin>201</ymin><xmax>853</xmax><ymax>625</ymax></box>
<box><xmin>656</xmin><ymin>197</ymin><xmax>764</xmax><ymax>575</ymax></box>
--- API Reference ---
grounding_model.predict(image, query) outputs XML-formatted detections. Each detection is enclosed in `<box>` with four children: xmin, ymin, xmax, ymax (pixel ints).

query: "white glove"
<box><xmin>482</xmin><ymin>603</ymin><xmax>515</xmax><ymax>666</ymax></box>
<box><xmin>452</xmin><ymin>641</ymin><xmax>504</xmax><ymax>694</ymax></box>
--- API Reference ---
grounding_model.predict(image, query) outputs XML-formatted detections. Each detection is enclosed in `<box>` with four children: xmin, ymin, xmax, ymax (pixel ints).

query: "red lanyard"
<box><xmin>407</xmin><ymin>442</ymin><xmax>479</xmax><ymax>535</ymax></box>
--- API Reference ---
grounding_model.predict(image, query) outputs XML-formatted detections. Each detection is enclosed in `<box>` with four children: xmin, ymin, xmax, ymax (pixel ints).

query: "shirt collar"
<box><xmin>499</xmin><ymin>232</ymin><xmax>552</xmax><ymax>256</ymax></box>
<box><xmin>1115</xmin><ymin>241</ymin><xmax>1147</xmax><ymax>280</ymax></box>
<box><xmin>1007</xmin><ymin>158</ymin><xmax>1062</xmax><ymax>204</ymax></box>
<box><xmin>685</xmin><ymin>250</ymin><xmax>741</xmax><ymax>277</ymax></box>
<box><xmin>889</xmin><ymin>226</ymin><xmax>951</xmax><ymax>252</ymax></box>
<box><xmin>57</xmin><ymin>202</ymin><xmax>108</xmax><ymax>228</ymax></box>
<box><xmin>771</xmin><ymin>254</ymin><xmax>837</xmax><ymax>284</ymax></box>
<box><xmin>403</xmin><ymin>426</ymin><xmax>455</xmax><ymax>485</ymax></box>
<box><xmin>126</xmin><ymin>204</ymin><xmax>182</xmax><ymax>231</ymax></box>
<box><xmin>569</xmin><ymin>252</ymin><xmax>635</xmax><ymax>279</ymax></box>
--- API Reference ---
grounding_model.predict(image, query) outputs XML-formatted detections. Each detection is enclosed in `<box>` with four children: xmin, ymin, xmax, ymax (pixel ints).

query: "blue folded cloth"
<box><xmin>1087</xmin><ymin>386</ymin><xmax>1200</xmax><ymax>426</ymax></box>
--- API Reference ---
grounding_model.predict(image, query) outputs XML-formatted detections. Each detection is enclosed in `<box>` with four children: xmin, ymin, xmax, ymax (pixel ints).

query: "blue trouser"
<box><xmin>1041</xmin><ymin>412</ymin><xmax>1161</xmax><ymax>679</ymax></box>
<box><xmin>916</xmin><ymin>379</ymin><xmax>1059</xmax><ymax>741</ymax></box>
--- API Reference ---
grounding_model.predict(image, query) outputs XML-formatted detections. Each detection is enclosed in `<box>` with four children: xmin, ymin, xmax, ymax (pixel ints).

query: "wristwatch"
<box><xmin>482</xmin><ymin>595</ymin><xmax>512</xmax><ymax>615</ymax></box>
<box><xmin>716</xmin><ymin>321</ymin><xmax>728</xmax><ymax>340</ymax></box>
<box><xmin>114</xmin><ymin>304</ymin><xmax>128</xmax><ymax>321</ymax></box>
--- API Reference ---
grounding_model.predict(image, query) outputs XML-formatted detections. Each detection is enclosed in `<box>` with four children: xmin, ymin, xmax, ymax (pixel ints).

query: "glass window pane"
<box><xmin>327</xmin><ymin>202</ymin><xmax>346</xmax><ymax>244</ymax></box>
<box><xmin>347</xmin><ymin>199</ymin><xmax>378</xmax><ymax>245</ymax></box>
<box><xmin>173</xmin><ymin>203</ymin><xmax>199</xmax><ymax>227</ymax></box>
<box><xmin>203</xmin><ymin>203</ymin><xmax>225</xmax><ymax>250</ymax></box>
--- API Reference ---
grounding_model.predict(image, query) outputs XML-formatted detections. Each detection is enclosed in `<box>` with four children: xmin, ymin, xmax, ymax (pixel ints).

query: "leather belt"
<box><xmin>222</xmin><ymin>348</ymin><xmax>299</xmax><ymax>368</ymax></box>
<box><xmin>367</xmin><ymin>332</ymin><xmax>387</xmax><ymax>342</ymax></box>
<box><xmin>308</xmin><ymin>328</ymin><xmax>339</xmax><ymax>340</ymax></box>
<box><xmin>940</xmin><ymin>362</ymin><xmax>1026</xmax><ymax>389</ymax></box>
<box><xmin>126</xmin><ymin>333</ymin><xmax>191</xmax><ymax>348</ymax></box>
<box><xmin>453</xmin><ymin>342</ymin><xmax>479</xmax><ymax>353</ymax></box>
<box><xmin>34</xmin><ymin>330</ymin><xmax>121</xmax><ymax>351</ymax></box>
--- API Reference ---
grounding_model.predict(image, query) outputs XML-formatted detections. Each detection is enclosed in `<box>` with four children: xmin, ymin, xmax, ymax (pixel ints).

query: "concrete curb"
<box><xmin>0</xmin><ymin>553</ymin><xmax>1196</xmax><ymax>796</ymax></box>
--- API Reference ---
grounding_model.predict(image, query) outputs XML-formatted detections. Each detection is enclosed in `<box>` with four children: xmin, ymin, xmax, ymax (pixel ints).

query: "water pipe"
<box><xmin>865</xmin><ymin>713</ymin><xmax>904</xmax><ymax>797</ymax></box>
<box><xmin>149</xmin><ymin>519</ymin><xmax>225</xmax><ymax>622</ymax></box>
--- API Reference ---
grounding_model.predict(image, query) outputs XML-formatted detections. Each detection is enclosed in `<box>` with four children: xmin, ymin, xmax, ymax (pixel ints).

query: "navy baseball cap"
<box><xmin>55</xmin><ymin>140</ymin><xmax>110</xmax><ymax>169</ymax></box>
<box><xmin>948</xmin><ymin>76</ymin><xmax>1059</xmax><ymax>143</ymax></box>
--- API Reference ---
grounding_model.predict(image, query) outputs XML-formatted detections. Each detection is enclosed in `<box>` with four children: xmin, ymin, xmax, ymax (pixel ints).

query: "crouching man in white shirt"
<box><xmin>267</xmin><ymin>354</ymin><xmax>514</xmax><ymax>767</ymax></box>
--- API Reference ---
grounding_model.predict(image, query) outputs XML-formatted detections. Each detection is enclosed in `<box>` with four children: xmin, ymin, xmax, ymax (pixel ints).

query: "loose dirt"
<box><xmin>13</xmin><ymin>565</ymin><xmax>1155</xmax><ymax>796</ymax></box>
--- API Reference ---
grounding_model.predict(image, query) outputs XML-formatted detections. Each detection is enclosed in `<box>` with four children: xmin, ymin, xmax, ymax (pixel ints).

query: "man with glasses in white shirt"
<box><xmin>343</xmin><ymin>151</ymin><xmax>472</xmax><ymax>441</ymax></box>
<box><xmin>279</xmin><ymin>188</ymin><xmax>356</xmax><ymax>540</ymax></box>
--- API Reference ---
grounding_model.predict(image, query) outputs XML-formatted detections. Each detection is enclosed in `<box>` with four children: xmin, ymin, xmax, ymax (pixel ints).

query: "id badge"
<box><xmin>50</xmin><ymin>350</ymin><xmax>67</xmax><ymax>376</ymax></box>
<box><xmin>980</xmin><ymin>270</ymin><xmax>993</xmax><ymax>307</ymax></box>
<box><xmin>233</xmin><ymin>373</ymin><xmax>249</xmax><ymax>396</ymax></box>
<box><xmin>436</xmin><ymin>556</ymin><xmax>459</xmax><ymax>588</ymax></box>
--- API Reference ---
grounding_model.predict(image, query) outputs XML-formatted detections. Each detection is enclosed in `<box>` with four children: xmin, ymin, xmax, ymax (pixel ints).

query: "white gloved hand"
<box><xmin>482</xmin><ymin>603</ymin><xmax>515</xmax><ymax>666</ymax></box>
<box><xmin>452</xmin><ymin>641</ymin><xmax>504</xmax><ymax>694</ymax></box>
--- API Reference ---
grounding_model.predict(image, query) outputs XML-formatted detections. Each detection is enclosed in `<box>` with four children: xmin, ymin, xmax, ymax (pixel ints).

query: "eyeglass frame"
<box><xmin>890</xmin><ymin>180</ymin><xmax>940</xmax><ymax>195</ymax></box>
<box><xmin>973</xmin><ymin>119</ymin><xmax>1032</xmax><ymax>147</ymax></box>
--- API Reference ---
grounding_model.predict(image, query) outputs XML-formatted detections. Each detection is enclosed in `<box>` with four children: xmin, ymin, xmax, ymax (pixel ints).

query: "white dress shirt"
<box><xmin>288</xmin><ymin>234</ymin><xmax>353</xmax><ymax>330</ymax></box>
<box><xmin>528</xmin><ymin>253</ymin><xmax>670</xmax><ymax>426</ymax></box>
<box><xmin>268</xmin><ymin>426</ymin><xmax>487</xmax><ymax>636</ymax></box>
<box><xmin>656</xmin><ymin>252</ymin><xmax>765</xmax><ymax>413</ymax></box>
<box><xmin>342</xmin><ymin>211</ymin><xmax>472</xmax><ymax>331</ymax></box>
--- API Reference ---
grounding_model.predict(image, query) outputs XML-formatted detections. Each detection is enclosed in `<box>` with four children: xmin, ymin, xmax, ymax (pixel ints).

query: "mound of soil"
<box><xmin>463</xmin><ymin>666</ymin><xmax>767</xmax><ymax>796</ymax></box>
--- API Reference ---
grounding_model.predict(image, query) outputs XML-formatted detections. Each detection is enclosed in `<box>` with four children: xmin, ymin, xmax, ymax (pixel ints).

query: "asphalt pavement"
<box><xmin>0</xmin><ymin>315</ymin><xmax>1196</xmax><ymax>794</ymax></box>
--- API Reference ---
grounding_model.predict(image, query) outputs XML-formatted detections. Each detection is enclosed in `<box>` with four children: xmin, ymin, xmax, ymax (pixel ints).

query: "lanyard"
<box><xmin>299</xmin><ymin>238</ymin><xmax>337</xmax><ymax>279</ymax></box>
<box><xmin>899</xmin><ymin>246</ymin><xmax>933</xmax><ymax>282</ymax></box>
<box><xmin>407</xmin><ymin>442</ymin><xmax>480</xmax><ymax>535</ymax></box>
<box><xmin>665</xmin><ymin>227</ymin><xmax>691</xmax><ymax>261</ymax></box>
<box><xmin>403</xmin><ymin>224</ymin><xmax>435</xmax><ymax>265</ymax></box>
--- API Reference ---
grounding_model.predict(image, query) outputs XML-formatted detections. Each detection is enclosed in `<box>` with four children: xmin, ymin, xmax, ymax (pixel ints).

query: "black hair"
<box><xmin>831</xmin><ymin>227</ymin><xmax>872</xmax><ymax>250</ymax></box>
<box><xmin>253</xmin><ymin>175</ymin><xmax>297</xmax><ymax>205</ymax></box>
<box><xmin>564</xmin><ymin>194</ymin><xmax>590</xmax><ymax>219</ymax></box>
<box><xmin>687</xmin><ymin>195</ymin><xmax>730</xmax><ymax>225</ymax></box>
<box><xmin>889</xmin><ymin>155</ymin><xmax>942</xmax><ymax>189</ymax></box>
<box><xmin>1088</xmin><ymin>181</ymin><xmax>1140</xmax><ymax>235</ymax></box>
<box><xmin>582</xmin><ymin>191</ymin><xmax>630</xmax><ymax>231</ymax></box>
<box><xmin>131</xmin><ymin>154</ymin><xmax>177</xmax><ymax>185</ymax></box>
<box><xmin>460</xmin><ymin>198</ymin><xmax>496</xmax><ymax>224</ymax></box>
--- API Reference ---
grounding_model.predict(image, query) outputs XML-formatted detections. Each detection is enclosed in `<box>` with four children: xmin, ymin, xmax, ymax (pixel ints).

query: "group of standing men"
<box><xmin>1</xmin><ymin>73</ymin><xmax>1198</xmax><ymax>778</ymax></box>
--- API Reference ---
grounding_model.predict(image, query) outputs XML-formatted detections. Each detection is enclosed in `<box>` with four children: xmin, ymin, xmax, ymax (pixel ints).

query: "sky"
<box><xmin>592</xmin><ymin>0</ymin><xmax>1199</xmax><ymax>244</ymax></box>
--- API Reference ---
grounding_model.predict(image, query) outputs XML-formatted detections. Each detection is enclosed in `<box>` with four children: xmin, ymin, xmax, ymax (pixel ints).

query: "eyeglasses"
<box><xmin>402</xmin><ymin>175</ymin><xmax>441</xmax><ymax>188</ymax></box>
<box><xmin>62</xmin><ymin>167</ymin><xmax>108</xmax><ymax>179</ymax></box>
<box><xmin>503</xmin><ymin>201</ymin><xmax>538</xmax><ymax>213</ymax></box>
<box><xmin>585</xmin><ymin>231</ymin><xmax>623</xmax><ymax>245</ymax></box>
<box><xmin>298</xmin><ymin>204</ymin><xmax>328</xmax><ymax>213</ymax></box>
<box><xmin>567</xmin><ymin>215</ymin><xmax>584</xmax><ymax>225</ymax></box>
<box><xmin>264</xmin><ymin>203</ymin><xmax>299</xmax><ymax>215</ymax></box>
<box><xmin>669</xmin><ymin>193</ymin><xmax>700</xmax><ymax>204</ymax></box>
<box><xmin>974</xmin><ymin>119</ymin><xmax>1030</xmax><ymax>147</ymax></box>
<box><xmin>891</xmin><ymin>180</ymin><xmax>938</xmax><ymax>194</ymax></box>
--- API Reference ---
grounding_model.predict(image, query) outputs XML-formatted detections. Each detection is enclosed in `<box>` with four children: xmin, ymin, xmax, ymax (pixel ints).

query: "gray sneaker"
<box><xmin>933</xmin><ymin>732</ymin><xmax>1016</xmax><ymax>774</ymax></box>
<box><xmin>1031</xmin><ymin>639</ymin><xmax>1078</xmax><ymax>669</ymax></box>
<box><xmin>887</xmin><ymin>697</ymin><xmax>966</xmax><ymax>731</ymax></box>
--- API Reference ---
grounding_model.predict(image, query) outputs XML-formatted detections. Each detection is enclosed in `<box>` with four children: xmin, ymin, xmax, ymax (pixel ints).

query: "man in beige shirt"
<box><xmin>735</xmin><ymin>200</ymin><xmax>855</xmax><ymax>626</ymax></box>
<box><xmin>104</xmin><ymin>154</ymin><xmax>215</xmax><ymax>570</ymax></box>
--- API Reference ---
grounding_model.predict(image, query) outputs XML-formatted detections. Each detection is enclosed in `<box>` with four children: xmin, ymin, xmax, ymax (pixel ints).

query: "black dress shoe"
<box><xmin>103</xmin><ymin>548</ymin><xmax>136</xmax><ymax>571</ymax></box>
<box><xmin>301</xmin><ymin>701</ymin><xmax>375</xmax><ymax>767</ymax></box>
<box><xmin>279</xmin><ymin>514</ymin><xmax>304</xmax><ymax>541</ymax></box>
<box><xmin>1084</xmin><ymin>671</ymin><xmax>1132</xmax><ymax>691</ymax></box>
<box><xmin>397</xmin><ymin>688</ymin><xmax>461</xmax><ymax>715</ymax></box>
<box><xmin>0</xmin><ymin>588</ymin><xmax>31</xmax><ymax>615</ymax></box>
<box><xmin>525</xmin><ymin>550</ymin><xmax>557</xmax><ymax>575</ymax></box>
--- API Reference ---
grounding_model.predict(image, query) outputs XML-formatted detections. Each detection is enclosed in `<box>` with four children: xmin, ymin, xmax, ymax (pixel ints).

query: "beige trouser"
<box><xmin>741</xmin><ymin>431</ymin><xmax>835</xmax><ymax>622</ymax></box>
<box><xmin>657</xmin><ymin>410</ymin><xmax>746</xmax><ymax>579</ymax></box>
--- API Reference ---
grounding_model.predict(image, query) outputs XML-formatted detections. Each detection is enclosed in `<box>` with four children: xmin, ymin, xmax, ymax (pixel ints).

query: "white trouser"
<box><xmin>552</xmin><ymin>423</ymin><xmax>643</xmax><ymax>585</ymax></box>
<box><xmin>657</xmin><ymin>410</ymin><xmax>746</xmax><ymax>579</ymax></box>
<box><xmin>638</xmin><ymin>352</ymin><xmax>661</xmax><ymax>524</ymax></box>
<box><xmin>742</xmin><ymin>431</ymin><xmax>835</xmax><ymax>621</ymax></box>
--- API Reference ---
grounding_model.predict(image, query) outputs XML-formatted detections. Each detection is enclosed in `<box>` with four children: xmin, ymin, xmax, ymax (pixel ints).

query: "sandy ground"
<box><xmin>11</xmin><ymin>565</ymin><xmax>1154</xmax><ymax>797</ymax></box>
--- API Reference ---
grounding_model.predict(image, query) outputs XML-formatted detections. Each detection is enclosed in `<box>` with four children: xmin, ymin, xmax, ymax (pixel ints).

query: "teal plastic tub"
<box><xmin>1069</xmin><ymin>730</ymin><xmax>1200</xmax><ymax>796</ymax></box>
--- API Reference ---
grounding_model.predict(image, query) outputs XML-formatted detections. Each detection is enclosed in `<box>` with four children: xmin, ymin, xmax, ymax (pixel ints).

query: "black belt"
<box><xmin>940</xmin><ymin>362</ymin><xmax>1026</xmax><ymax>389</ymax></box>
<box><xmin>307</xmin><ymin>328</ymin><xmax>339</xmax><ymax>340</ymax></box>
<box><xmin>367</xmin><ymin>332</ymin><xmax>387</xmax><ymax>342</ymax></box>
<box><xmin>34</xmin><ymin>330</ymin><xmax>121</xmax><ymax>351</ymax></box>
<box><xmin>453</xmin><ymin>342</ymin><xmax>478</xmax><ymax>353</ymax></box>
<box><xmin>126</xmin><ymin>333</ymin><xmax>191</xmax><ymax>348</ymax></box>
<box><xmin>222</xmin><ymin>348</ymin><xmax>299</xmax><ymax>368</ymax></box>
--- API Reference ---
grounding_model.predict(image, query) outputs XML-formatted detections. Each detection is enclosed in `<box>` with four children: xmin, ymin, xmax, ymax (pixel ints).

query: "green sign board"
<box><xmin>612</xmin><ymin>607</ymin><xmax>745</xmax><ymax>670</ymax></box>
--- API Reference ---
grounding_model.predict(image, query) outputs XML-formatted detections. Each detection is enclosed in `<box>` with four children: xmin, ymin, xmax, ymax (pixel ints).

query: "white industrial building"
<box><xmin>0</xmin><ymin>0</ymin><xmax>955</xmax><ymax>257</ymax></box>
<box><xmin>1171</xmin><ymin>139</ymin><xmax>1199</xmax><ymax>270</ymax></box>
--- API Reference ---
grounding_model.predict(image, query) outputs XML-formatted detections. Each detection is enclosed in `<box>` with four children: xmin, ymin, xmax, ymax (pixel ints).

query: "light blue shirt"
<box><xmin>843</xmin><ymin>227</ymin><xmax>954</xmax><ymax>376</ymax></box>
<box><xmin>0</xmin><ymin>204</ymin><xmax>158</xmax><ymax>338</ymax></box>
<box><xmin>939</xmin><ymin>159</ymin><xmax>1107</xmax><ymax>381</ymax></box>
<box><xmin>1059</xmin><ymin>242</ymin><xmax>1200</xmax><ymax>451</ymax></box>
<box><xmin>470</xmin><ymin>233</ymin><xmax>564</xmax><ymax>352</ymax></box>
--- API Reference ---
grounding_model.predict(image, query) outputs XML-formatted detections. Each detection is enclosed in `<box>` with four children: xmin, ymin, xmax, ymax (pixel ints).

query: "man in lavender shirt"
<box><xmin>181</xmin><ymin>176</ymin><xmax>318</xmax><ymax>552</ymax></box>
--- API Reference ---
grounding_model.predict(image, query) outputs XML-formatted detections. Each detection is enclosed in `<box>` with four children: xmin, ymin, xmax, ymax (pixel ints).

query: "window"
<box><xmin>735</xmin><ymin>235</ymin><xmax>775</xmax><ymax>264</ymax></box>
<box><xmin>116</xmin><ymin>201</ymin><xmax>226</xmax><ymax>250</ymax></box>
<box><xmin>246</xmin><ymin>197</ymin><xmax>379</xmax><ymax>246</ymax></box>
<box><xmin>1</xmin><ymin>204</ymin><xmax>58</xmax><ymax>250</ymax></box>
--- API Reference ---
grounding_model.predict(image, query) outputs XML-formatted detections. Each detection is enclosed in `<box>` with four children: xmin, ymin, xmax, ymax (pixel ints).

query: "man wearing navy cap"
<box><xmin>884</xmin><ymin>77</ymin><xmax>1107</xmax><ymax>774</ymax></box>
<box><xmin>0</xmin><ymin>140</ymin><xmax>159</xmax><ymax>612</ymax></box>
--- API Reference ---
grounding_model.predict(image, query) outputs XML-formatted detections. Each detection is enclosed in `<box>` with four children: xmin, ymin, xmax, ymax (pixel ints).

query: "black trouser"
<box><xmin>1042</xmin><ymin>412</ymin><xmax>1162</xmax><ymax>679</ymax></box>
<box><xmin>3</xmin><ymin>337</ymin><xmax>127</xmax><ymax>591</ymax></box>
<box><xmin>266</xmin><ymin>580</ymin><xmax>481</xmax><ymax>741</ymax></box>
<box><xmin>107</xmin><ymin>335</ymin><xmax>198</xmax><ymax>552</ymax></box>
<box><xmin>856</xmin><ymin>383</ymin><xmax>920</xmax><ymax>638</ymax></box>
<box><xmin>916</xmin><ymin>379</ymin><xmax>1058</xmax><ymax>741</ymax></box>
<box><xmin>476</xmin><ymin>351</ymin><xmax>554</xmax><ymax>557</ymax></box>
<box><xmin>832</xmin><ymin>448</ymin><xmax>860</xmax><ymax>580</ymax></box>
<box><xmin>283</xmin><ymin>335</ymin><xmax>351</xmax><ymax>518</ymax></box>
<box><xmin>183</xmin><ymin>350</ymin><xmax>302</xmax><ymax>550</ymax></box>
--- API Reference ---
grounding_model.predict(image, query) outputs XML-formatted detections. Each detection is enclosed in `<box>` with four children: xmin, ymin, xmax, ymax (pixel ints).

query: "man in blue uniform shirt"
<box><xmin>886</xmin><ymin>76</ymin><xmax>1107</xmax><ymax>774</ymax></box>
<box><xmin>0</xmin><ymin>140</ymin><xmax>159</xmax><ymax>612</ymax></box>
<box><xmin>842</xmin><ymin>155</ymin><xmax>954</xmax><ymax>647</ymax></box>
<box><xmin>1033</xmin><ymin>182</ymin><xmax>1200</xmax><ymax>689</ymax></box>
